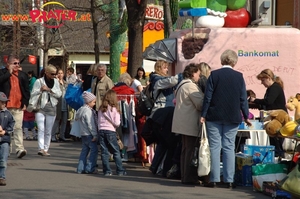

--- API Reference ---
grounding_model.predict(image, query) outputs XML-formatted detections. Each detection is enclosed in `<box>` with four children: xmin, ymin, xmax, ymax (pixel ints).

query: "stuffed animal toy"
<box><xmin>286</xmin><ymin>96</ymin><xmax>300</xmax><ymax>121</ymax></box>
<box><xmin>263</xmin><ymin>109</ymin><xmax>291</xmax><ymax>137</ymax></box>
<box><xmin>280</xmin><ymin>121</ymin><xmax>298</xmax><ymax>137</ymax></box>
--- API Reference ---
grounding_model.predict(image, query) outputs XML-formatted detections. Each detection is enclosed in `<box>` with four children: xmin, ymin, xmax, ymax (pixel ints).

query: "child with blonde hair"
<box><xmin>98</xmin><ymin>89</ymin><xmax>126</xmax><ymax>176</ymax></box>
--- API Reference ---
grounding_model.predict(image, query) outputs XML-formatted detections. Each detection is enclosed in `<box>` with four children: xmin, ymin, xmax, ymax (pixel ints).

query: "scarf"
<box><xmin>44</xmin><ymin>75</ymin><xmax>54</xmax><ymax>88</ymax></box>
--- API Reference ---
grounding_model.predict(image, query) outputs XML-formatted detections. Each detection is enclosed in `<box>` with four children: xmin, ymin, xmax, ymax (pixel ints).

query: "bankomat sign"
<box><xmin>237</xmin><ymin>50</ymin><xmax>279</xmax><ymax>57</ymax></box>
<box><xmin>1</xmin><ymin>1</ymin><xmax>90</xmax><ymax>28</ymax></box>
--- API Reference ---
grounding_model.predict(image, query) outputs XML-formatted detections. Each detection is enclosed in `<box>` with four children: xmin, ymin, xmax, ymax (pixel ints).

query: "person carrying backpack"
<box><xmin>148</xmin><ymin>60</ymin><xmax>179</xmax><ymax>117</ymax></box>
<box><xmin>146</xmin><ymin>60</ymin><xmax>179</xmax><ymax>175</ymax></box>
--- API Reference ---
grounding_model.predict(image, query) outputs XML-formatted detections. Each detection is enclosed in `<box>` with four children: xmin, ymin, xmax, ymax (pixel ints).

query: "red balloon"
<box><xmin>224</xmin><ymin>8</ymin><xmax>251</xmax><ymax>27</ymax></box>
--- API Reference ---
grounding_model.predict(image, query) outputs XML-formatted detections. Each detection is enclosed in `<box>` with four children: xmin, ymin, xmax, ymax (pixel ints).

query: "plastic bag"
<box><xmin>278</xmin><ymin>164</ymin><xmax>300</xmax><ymax>197</ymax></box>
<box><xmin>70</xmin><ymin>120</ymin><xmax>81</xmax><ymax>138</ymax></box>
<box><xmin>65</xmin><ymin>82</ymin><xmax>84</xmax><ymax>110</ymax></box>
<box><xmin>252</xmin><ymin>163</ymin><xmax>288</xmax><ymax>192</ymax></box>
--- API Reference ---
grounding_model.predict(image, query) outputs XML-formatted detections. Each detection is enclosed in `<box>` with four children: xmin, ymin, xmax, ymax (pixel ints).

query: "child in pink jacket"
<box><xmin>98</xmin><ymin>89</ymin><xmax>126</xmax><ymax>176</ymax></box>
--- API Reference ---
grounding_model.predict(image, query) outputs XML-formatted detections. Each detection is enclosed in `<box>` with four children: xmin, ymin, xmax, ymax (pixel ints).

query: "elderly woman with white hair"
<box><xmin>200</xmin><ymin>49</ymin><xmax>251</xmax><ymax>188</ymax></box>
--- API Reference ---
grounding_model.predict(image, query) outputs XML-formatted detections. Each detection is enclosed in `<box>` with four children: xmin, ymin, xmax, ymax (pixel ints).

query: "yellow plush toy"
<box><xmin>280</xmin><ymin>121</ymin><xmax>298</xmax><ymax>136</ymax></box>
<box><xmin>263</xmin><ymin>109</ymin><xmax>291</xmax><ymax>137</ymax></box>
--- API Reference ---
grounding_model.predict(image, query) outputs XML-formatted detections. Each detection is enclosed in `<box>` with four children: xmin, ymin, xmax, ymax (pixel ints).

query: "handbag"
<box><xmin>103</xmin><ymin>113</ymin><xmax>124</xmax><ymax>150</ymax></box>
<box><xmin>198</xmin><ymin>122</ymin><xmax>211</xmax><ymax>177</ymax></box>
<box><xmin>27</xmin><ymin>79</ymin><xmax>43</xmax><ymax>113</ymax></box>
<box><xmin>278</xmin><ymin>164</ymin><xmax>300</xmax><ymax>197</ymax></box>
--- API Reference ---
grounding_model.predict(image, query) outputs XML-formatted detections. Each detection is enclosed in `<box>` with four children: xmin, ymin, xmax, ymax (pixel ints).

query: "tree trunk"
<box><xmin>109</xmin><ymin>0</ymin><xmax>120</xmax><ymax>82</ymax></box>
<box><xmin>91</xmin><ymin>0</ymin><xmax>100</xmax><ymax>64</ymax></box>
<box><xmin>163</xmin><ymin>0</ymin><xmax>173</xmax><ymax>38</ymax></box>
<box><xmin>125</xmin><ymin>0</ymin><xmax>148</xmax><ymax>77</ymax></box>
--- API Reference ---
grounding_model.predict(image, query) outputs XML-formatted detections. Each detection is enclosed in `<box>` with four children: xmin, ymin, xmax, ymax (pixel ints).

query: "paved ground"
<box><xmin>2</xmin><ymin>139</ymin><xmax>271</xmax><ymax>199</ymax></box>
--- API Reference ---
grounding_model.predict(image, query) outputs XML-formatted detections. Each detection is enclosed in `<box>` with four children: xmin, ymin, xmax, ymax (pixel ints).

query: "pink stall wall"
<box><xmin>170</xmin><ymin>27</ymin><xmax>300</xmax><ymax>117</ymax></box>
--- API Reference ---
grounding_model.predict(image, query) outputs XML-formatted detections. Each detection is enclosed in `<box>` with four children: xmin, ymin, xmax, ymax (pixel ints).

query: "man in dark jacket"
<box><xmin>0</xmin><ymin>55</ymin><xmax>30</xmax><ymax>158</ymax></box>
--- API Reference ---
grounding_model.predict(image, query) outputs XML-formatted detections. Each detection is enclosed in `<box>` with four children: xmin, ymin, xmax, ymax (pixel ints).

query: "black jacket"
<box><xmin>0</xmin><ymin>68</ymin><xmax>30</xmax><ymax>108</ymax></box>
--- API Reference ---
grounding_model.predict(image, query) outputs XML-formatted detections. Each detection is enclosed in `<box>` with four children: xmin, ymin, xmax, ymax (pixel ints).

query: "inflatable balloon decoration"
<box><xmin>176</xmin><ymin>0</ymin><xmax>251</xmax><ymax>28</ymax></box>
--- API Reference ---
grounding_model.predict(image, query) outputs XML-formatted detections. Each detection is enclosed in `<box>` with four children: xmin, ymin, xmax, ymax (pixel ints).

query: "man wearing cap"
<box><xmin>0</xmin><ymin>92</ymin><xmax>15</xmax><ymax>186</ymax></box>
<box><xmin>0</xmin><ymin>55</ymin><xmax>30</xmax><ymax>158</ymax></box>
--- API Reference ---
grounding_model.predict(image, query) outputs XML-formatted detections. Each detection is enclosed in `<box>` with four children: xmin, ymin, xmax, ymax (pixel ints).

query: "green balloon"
<box><xmin>227</xmin><ymin>0</ymin><xmax>247</xmax><ymax>10</ymax></box>
<box><xmin>207</xmin><ymin>0</ymin><xmax>227</xmax><ymax>12</ymax></box>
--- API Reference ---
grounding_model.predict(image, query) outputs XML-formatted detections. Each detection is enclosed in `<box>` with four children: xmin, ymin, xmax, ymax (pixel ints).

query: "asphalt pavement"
<box><xmin>2</xmin><ymin>139</ymin><xmax>271</xmax><ymax>199</ymax></box>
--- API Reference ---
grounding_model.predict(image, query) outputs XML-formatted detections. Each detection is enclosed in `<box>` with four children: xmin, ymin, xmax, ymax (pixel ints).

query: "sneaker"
<box><xmin>16</xmin><ymin>150</ymin><xmax>27</xmax><ymax>158</ymax></box>
<box><xmin>32</xmin><ymin>135</ymin><xmax>38</xmax><ymax>140</ymax></box>
<box><xmin>117</xmin><ymin>171</ymin><xmax>127</xmax><ymax>176</ymax></box>
<box><xmin>38</xmin><ymin>150</ymin><xmax>45</xmax><ymax>156</ymax></box>
<box><xmin>43</xmin><ymin>151</ymin><xmax>51</xmax><ymax>156</ymax></box>
<box><xmin>0</xmin><ymin>178</ymin><xmax>6</xmax><ymax>186</ymax></box>
<box><xmin>104</xmin><ymin>173</ymin><xmax>112</xmax><ymax>176</ymax></box>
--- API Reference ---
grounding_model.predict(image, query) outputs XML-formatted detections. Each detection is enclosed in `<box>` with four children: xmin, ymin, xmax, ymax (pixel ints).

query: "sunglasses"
<box><xmin>12</xmin><ymin>62</ymin><xmax>20</xmax><ymax>65</ymax></box>
<box><xmin>50</xmin><ymin>73</ymin><xmax>57</xmax><ymax>76</ymax></box>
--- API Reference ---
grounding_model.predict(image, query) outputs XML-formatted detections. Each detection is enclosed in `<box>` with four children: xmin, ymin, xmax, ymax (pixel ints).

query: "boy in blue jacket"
<box><xmin>0</xmin><ymin>92</ymin><xmax>15</xmax><ymax>186</ymax></box>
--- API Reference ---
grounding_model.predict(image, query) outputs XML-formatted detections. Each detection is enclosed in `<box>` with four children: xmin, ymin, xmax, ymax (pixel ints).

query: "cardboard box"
<box><xmin>244</xmin><ymin>145</ymin><xmax>275</xmax><ymax>164</ymax></box>
<box><xmin>262</xmin><ymin>181</ymin><xmax>291</xmax><ymax>199</ymax></box>
<box><xmin>234</xmin><ymin>153</ymin><xmax>253</xmax><ymax>186</ymax></box>
<box><xmin>239</xmin><ymin>120</ymin><xmax>264</xmax><ymax>130</ymax></box>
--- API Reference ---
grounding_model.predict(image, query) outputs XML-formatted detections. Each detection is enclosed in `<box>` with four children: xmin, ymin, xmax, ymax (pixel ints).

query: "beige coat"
<box><xmin>172</xmin><ymin>79</ymin><xmax>204</xmax><ymax>137</ymax></box>
<box><xmin>91</xmin><ymin>75</ymin><xmax>114</xmax><ymax>110</ymax></box>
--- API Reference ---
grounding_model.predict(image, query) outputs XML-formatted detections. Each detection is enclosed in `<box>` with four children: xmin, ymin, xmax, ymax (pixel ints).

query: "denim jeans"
<box><xmin>99</xmin><ymin>130</ymin><xmax>125</xmax><ymax>175</ymax></box>
<box><xmin>0</xmin><ymin>143</ymin><xmax>9</xmax><ymax>179</ymax></box>
<box><xmin>77</xmin><ymin>135</ymin><xmax>98</xmax><ymax>173</ymax></box>
<box><xmin>206</xmin><ymin>121</ymin><xmax>238</xmax><ymax>183</ymax></box>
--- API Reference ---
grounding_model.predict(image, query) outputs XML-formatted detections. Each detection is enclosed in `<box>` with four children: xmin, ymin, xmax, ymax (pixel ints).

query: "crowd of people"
<box><xmin>0</xmin><ymin>49</ymin><xmax>288</xmax><ymax>190</ymax></box>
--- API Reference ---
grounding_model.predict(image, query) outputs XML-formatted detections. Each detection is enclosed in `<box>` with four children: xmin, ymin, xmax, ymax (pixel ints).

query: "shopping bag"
<box><xmin>65</xmin><ymin>82</ymin><xmax>84</xmax><ymax>110</ymax></box>
<box><xmin>278</xmin><ymin>164</ymin><xmax>300</xmax><ymax>197</ymax></box>
<box><xmin>252</xmin><ymin>163</ymin><xmax>288</xmax><ymax>192</ymax></box>
<box><xmin>70</xmin><ymin>120</ymin><xmax>81</xmax><ymax>138</ymax></box>
<box><xmin>198</xmin><ymin>123</ymin><xmax>211</xmax><ymax>177</ymax></box>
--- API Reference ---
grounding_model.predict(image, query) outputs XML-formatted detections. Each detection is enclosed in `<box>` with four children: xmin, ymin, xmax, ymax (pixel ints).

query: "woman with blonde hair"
<box><xmin>249</xmin><ymin>68</ymin><xmax>287</xmax><ymax>157</ymax></box>
<box><xmin>197</xmin><ymin>62</ymin><xmax>211</xmax><ymax>93</ymax></box>
<box><xmin>149</xmin><ymin>60</ymin><xmax>178</xmax><ymax>115</ymax></box>
<box><xmin>148</xmin><ymin>60</ymin><xmax>179</xmax><ymax>175</ymax></box>
<box><xmin>119</xmin><ymin>72</ymin><xmax>143</xmax><ymax>94</ymax></box>
<box><xmin>30</xmin><ymin>64</ymin><xmax>62</xmax><ymax>156</ymax></box>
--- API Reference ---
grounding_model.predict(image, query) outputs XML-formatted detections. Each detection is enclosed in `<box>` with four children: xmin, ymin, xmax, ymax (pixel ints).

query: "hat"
<box><xmin>82</xmin><ymin>91</ymin><xmax>96</xmax><ymax>104</ymax></box>
<box><xmin>0</xmin><ymin>92</ymin><xmax>9</xmax><ymax>102</ymax></box>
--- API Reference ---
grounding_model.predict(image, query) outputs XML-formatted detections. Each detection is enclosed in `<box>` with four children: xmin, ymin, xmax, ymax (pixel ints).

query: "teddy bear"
<box><xmin>263</xmin><ymin>109</ymin><xmax>291</xmax><ymax>137</ymax></box>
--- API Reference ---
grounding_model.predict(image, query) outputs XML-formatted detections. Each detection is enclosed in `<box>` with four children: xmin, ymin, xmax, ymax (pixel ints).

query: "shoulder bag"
<box><xmin>27</xmin><ymin>79</ymin><xmax>43</xmax><ymax>113</ymax></box>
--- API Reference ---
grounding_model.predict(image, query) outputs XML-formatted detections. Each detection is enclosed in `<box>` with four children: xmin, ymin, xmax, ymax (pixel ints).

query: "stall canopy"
<box><xmin>143</xmin><ymin>38</ymin><xmax>177</xmax><ymax>63</ymax></box>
